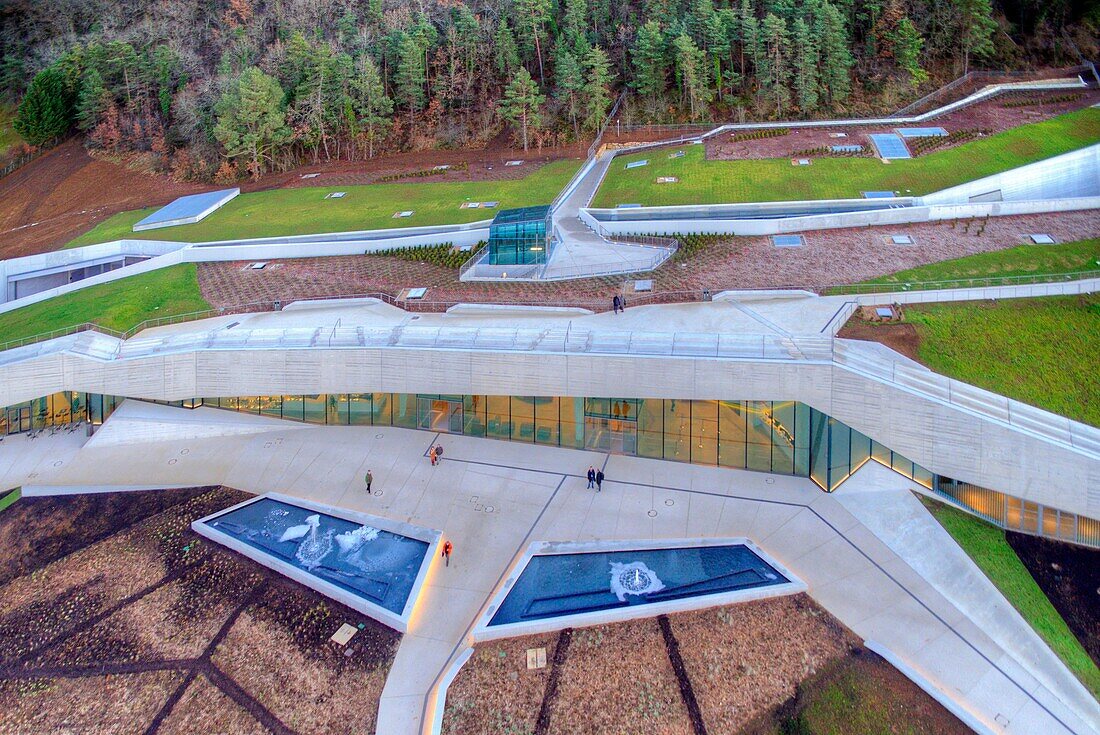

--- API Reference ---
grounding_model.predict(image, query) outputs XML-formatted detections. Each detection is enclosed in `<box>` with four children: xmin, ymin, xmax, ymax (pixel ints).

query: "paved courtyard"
<box><xmin>2</xmin><ymin>401</ymin><xmax>1097</xmax><ymax>735</ymax></box>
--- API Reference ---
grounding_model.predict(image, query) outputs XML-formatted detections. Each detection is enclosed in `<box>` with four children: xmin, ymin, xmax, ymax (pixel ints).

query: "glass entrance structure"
<box><xmin>486</xmin><ymin>205</ymin><xmax>553</xmax><ymax>266</ymax></box>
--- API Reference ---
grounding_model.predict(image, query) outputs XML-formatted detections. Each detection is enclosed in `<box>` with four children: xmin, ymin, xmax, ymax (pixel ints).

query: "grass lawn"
<box><xmin>592</xmin><ymin>107</ymin><xmax>1100</xmax><ymax>207</ymax></box>
<box><xmin>844</xmin><ymin>238</ymin><xmax>1100</xmax><ymax>289</ymax></box>
<box><xmin>902</xmin><ymin>294</ymin><xmax>1100</xmax><ymax>427</ymax></box>
<box><xmin>919</xmin><ymin>496</ymin><xmax>1100</xmax><ymax>699</ymax></box>
<box><xmin>0</xmin><ymin>488</ymin><xmax>19</xmax><ymax>514</ymax></box>
<box><xmin>65</xmin><ymin>159</ymin><xmax>580</xmax><ymax>247</ymax></box>
<box><xmin>0</xmin><ymin>264</ymin><xmax>209</xmax><ymax>345</ymax></box>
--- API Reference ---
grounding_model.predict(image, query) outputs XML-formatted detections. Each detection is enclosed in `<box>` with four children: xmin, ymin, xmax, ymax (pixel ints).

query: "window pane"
<box><xmin>392</xmin><ymin>394</ymin><xmax>417</xmax><ymax>428</ymax></box>
<box><xmin>303</xmin><ymin>394</ymin><xmax>326</xmax><ymax>424</ymax></box>
<box><xmin>770</xmin><ymin>401</ymin><xmax>797</xmax><ymax>475</ymax></box>
<box><xmin>463</xmin><ymin>395</ymin><xmax>486</xmax><ymax>436</ymax></box>
<box><xmin>663</xmin><ymin>399</ymin><xmax>691</xmax><ymax>462</ymax></box>
<box><xmin>370</xmin><ymin>393</ymin><xmax>391</xmax><ymax>425</ymax></box>
<box><xmin>259</xmin><ymin>395</ymin><xmax>282</xmax><ymax>418</ymax></box>
<box><xmin>718</xmin><ymin>401</ymin><xmax>746</xmax><ymax>468</ymax></box>
<box><xmin>535</xmin><ymin>396</ymin><xmax>559</xmax><ymax>445</ymax></box>
<box><xmin>283</xmin><ymin>395</ymin><xmax>304</xmax><ymax>422</ymax></box>
<box><xmin>348</xmin><ymin>394</ymin><xmax>371</xmax><ymax>425</ymax></box>
<box><xmin>559</xmin><ymin>397</ymin><xmax>585</xmax><ymax>449</ymax></box>
<box><xmin>690</xmin><ymin>400</ymin><xmax>718</xmax><ymax>465</ymax></box>
<box><xmin>637</xmin><ymin>399</ymin><xmax>664</xmax><ymax>458</ymax></box>
<box><xmin>511</xmin><ymin>396</ymin><xmax>536</xmax><ymax>441</ymax></box>
<box><xmin>486</xmin><ymin>395</ymin><xmax>511</xmax><ymax>439</ymax></box>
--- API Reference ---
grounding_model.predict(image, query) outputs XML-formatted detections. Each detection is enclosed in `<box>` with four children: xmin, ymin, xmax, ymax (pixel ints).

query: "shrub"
<box><xmin>367</xmin><ymin>241</ymin><xmax>485</xmax><ymax>268</ymax></box>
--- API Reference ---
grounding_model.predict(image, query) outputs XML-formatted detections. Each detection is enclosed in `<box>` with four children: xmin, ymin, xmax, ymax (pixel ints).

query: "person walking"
<box><xmin>612</xmin><ymin>294</ymin><xmax>622</xmax><ymax>314</ymax></box>
<box><xmin>595</xmin><ymin>468</ymin><xmax>604</xmax><ymax>492</ymax></box>
<box><xmin>435</xmin><ymin>444</ymin><xmax>444</xmax><ymax>463</ymax></box>
<box><xmin>587</xmin><ymin>466</ymin><xmax>596</xmax><ymax>489</ymax></box>
<box><xmin>441</xmin><ymin>540</ymin><xmax>453</xmax><ymax>567</ymax></box>
<box><xmin>365</xmin><ymin>470</ymin><xmax>373</xmax><ymax>494</ymax></box>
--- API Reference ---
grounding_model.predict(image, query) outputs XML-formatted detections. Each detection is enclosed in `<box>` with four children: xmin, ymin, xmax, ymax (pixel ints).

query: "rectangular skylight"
<box><xmin>772</xmin><ymin>235</ymin><xmax>804</xmax><ymax>247</ymax></box>
<box><xmin>1029</xmin><ymin>234</ymin><xmax>1055</xmax><ymax>244</ymax></box>
<box><xmin>625</xmin><ymin>160</ymin><xmax>649</xmax><ymax>169</ymax></box>
<box><xmin>891</xmin><ymin>235</ymin><xmax>914</xmax><ymax>245</ymax></box>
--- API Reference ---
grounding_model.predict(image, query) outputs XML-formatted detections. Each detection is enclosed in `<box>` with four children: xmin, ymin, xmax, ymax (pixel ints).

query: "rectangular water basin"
<box><xmin>193</xmin><ymin>493</ymin><xmax>441</xmax><ymax>632</ymax></box>
<box><xmin>479</xmin><ymin>538</ymin><xmax>803</xmax><ymax>639</ymax></box>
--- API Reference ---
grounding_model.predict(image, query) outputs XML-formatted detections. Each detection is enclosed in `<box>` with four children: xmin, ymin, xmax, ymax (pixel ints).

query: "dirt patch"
<box><xmin>0</xmin><ymin>140</ymin><xmax>210</xmax><ymax>258</ymax></box>
<box><xmin>0</xmin><ymin>486</ymin><xmax>211</xmax><ymax>587</ymax></box>
<box><xmin>742</xmin><ymin>647</ymin><xmax>971</xmax><ymax>735</ymax></box>
<box><xmin>210</xmin><ymin>576</ymin><xmax>400</xmax><ymax>735</ymax></box>
<box><xmin>441</xmin><ymin>594</ymin><xmax>956</xmax><ymax>735</ymax></box>
<box><xmin>837</xmin><ymin>317</ymin><xmax>922</xmax><ymax>362</ymax></box>
<box><xmin>0</xmin><ymin>670</ymin><xmax>186</xmax><ymax>734</ymax></box>
<box><xmin>444</xmin><ymin>632</ymin><xmax>562</xmax><ymax>735</ymax></box>
<box><xmin>548</xmin><ymin>618</ymin><xmax>694</xmax><ymax>735</ymax></box>
<box><xmin>670</xmin><ymin>594</ymin><xmax>856</xmax><ymax>733</ymax></box>
<box><xmin>0</xmin><ymin>485</ymin><xmax>402</xmax><ymax>735</ymax></box>
<box><xmin>157</xmin><ymin>674</ymin><xmax>268</xmax><ymax>735</ymax></box>
<box><xmin>1005</xmin><ymin>532</ymin><xmax>1100</xmax><ymax>665</ymax></box>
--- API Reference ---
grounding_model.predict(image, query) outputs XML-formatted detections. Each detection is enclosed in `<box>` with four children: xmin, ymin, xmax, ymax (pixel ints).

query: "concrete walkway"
<box><xmin>4</xmin><ymin>402</ymin><xmax>1098</xmax><ymax>735</ymax></box>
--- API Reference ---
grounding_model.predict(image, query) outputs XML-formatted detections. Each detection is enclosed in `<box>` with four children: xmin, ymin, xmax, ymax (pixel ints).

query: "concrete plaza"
<box><xmin>3</xmin><ymin>400</ymin><xmax>1097</xmax><ymax>735</ymax></box>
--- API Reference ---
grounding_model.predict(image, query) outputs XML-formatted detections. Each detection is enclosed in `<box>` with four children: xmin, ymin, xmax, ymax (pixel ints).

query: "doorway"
<box><xmin>584</xmin><ymin>416</ymin><xmax>637</xmax><ymax>454</ymax></box>
<box><xmin>417</xmin><ymin>397</ymin><xmax>463</xmax><ymax>433</ymax></box>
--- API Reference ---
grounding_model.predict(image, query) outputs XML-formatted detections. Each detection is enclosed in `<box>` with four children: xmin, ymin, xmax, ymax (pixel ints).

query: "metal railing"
<box><xmin>825</xmin><ymin>269</ymin><xmax>1100</xmax><ymax>295</ymax></box>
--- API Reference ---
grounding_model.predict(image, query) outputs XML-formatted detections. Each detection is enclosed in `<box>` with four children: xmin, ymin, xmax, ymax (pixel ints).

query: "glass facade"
<box><xmin>486</xmin><ymin>205</ymin><xmax>552</xmax><ymax>266</ymax></box>
<box><xmin>1</xmin><ymin>390</ymin><xmax>1095</xmax><ymax>549</ymax></box>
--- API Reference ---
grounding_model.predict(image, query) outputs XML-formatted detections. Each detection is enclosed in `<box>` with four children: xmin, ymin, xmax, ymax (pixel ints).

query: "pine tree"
<box><xmin>515</xmin><ymin>0</ymin><xmax>553</xmax><ymax>82</ymax></box>
<box><xmin>791</xmin><ymin>17</ymin><xmax>818</xmax><ymax>112</ymax></box>
<box><xmin>631</xmin><ymin>20</ymin><xmax>668</xmax><ymax>100</ymax></box>
<box><xmin>394</xmin><ymin>33</ymin><xmax>427</xmax><ymax>123</ymax></box>
<box><xmin>352</xmin><ymin>55</ymin><xmax>393</xmax><ymax>158</ymax></box>
<box><xmin>555</xmin><ymin>47</ymin><xmax>585</xmax><ymax>137</ymax></box>
<box><xmin>14</xmin><ymin>66</ymin><xmax>74</xmax><ymax>146</ymax></box>
<box><xmin>213</xmin><ymin>67</ymin><xmax>290</xmax><ymax>179</ymax></box>
<box><xmin>739</xmin><ymin>0</ymin><xmax>762</xmax><ymax>80</ymax></box>
<box><xmin>891</xmin><ymin>17</ymin><xmax>926</xmax><ymax>84</ymax></box>
<box><xmin>562</xmin><ymin>0</ymin><xmax>590</xmax><ymax>57</ymax></box>
<box><xmin>673</xmin><ymin>34</ymin><xmax>711</xmax><ymax>120</ymax></box>
<box><xmin>494</xmin><ymin>20</ymin><xmax>521</xmax><ymax>79</ymax></box>
<box><xmin>815</xmin><ymin>1</ymin><xmax>852</xmax><ymax>103</ymax></box>
<box><xmin>759</xmin><ymin>13</ymin><xmax>790</xmax><ymax>116</ymax></box>
<box><xmin>499</xmin><ymin>68</ymin><xmax>545</xmax><ymax>150</ymax></box>
<box><xmin>581</xmin><ymin>45</ymin><xmax>614</xmax><ymax>133</ymax></box>
<box><xmin>76</xmin><ymin>68</ymin><xmax>108</xmax><ymax>131</ymax></box>
<box><xmin>957</xmin><ymin>0</ymin><xmax>996</xmax><ymax>74</ymax></box>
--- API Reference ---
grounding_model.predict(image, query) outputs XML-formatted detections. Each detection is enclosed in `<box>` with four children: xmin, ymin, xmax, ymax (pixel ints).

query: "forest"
<box><xmin>1</xmin><ymin>0</ymin><xmax>1096</xmax><ymax>180</ymax></box>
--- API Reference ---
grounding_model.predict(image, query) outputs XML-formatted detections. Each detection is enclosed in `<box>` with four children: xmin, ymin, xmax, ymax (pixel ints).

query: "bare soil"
<box><xmin>197</xmin><ymin>209</ymin><xmax>1100</xmax><ymax>311</ymax></box>
<box><xmin>0</xmin><ymin>485</ymin><xmax>401</xmax><ymax>735</ymax></box>
<box><xmin>1006</xmin><ymin>532</ymin><xmax>1100</xmax><ymax>665</ymax></box>
<box><xmin>707</xmin><ymin>90</ymin><xmax>1100</xmax><ymax>161</ymax></box>
<box><xmin>0</xmin><ymin>140</ymin><xmax>210</xmax><ymax>258</ymax></box>
<box><xmin>441</xmin><ymin>594</ymin><xmax>964</xmax><ymax>735</ymax></box>
<box><xmin>0</xmin><ymin>138</ymin><xmax>586</xmax><ymax>261</ymax></box>
<box><xmin>0</xmin><ymin>485</ymin><xmax>211</xmax><ymax>587</ymax></box>
<box><xmin>837</xmin><ymin>318</ymin><xmax>923</xmax><ymax>362</ymax></box>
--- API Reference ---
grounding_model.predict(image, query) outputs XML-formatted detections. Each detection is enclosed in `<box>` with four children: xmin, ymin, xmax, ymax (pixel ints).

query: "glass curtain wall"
<box><xmin>2</xmin><ymin>391</ymin><xmax>1095</xmax><ymax>547</ymax></box>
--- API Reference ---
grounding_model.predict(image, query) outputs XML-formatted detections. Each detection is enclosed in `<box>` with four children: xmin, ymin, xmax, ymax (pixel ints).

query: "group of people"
<box><xmin>429</xmin><ymin>443</ymin><xmax>444</xmax><ymax>465</ymax></box>
<box><xmin>612</xmin><ymin>294</ymin><xmax>628</xmax><ymax>314</ymax></box>
<box><xmin>586</xmin><ymin>465</ymin><xmax>605</xmax><ymax>491</ymax></box>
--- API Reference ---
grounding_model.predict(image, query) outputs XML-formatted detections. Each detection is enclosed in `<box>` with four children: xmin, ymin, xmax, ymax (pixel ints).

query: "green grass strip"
<box><xmin>920</xmin><ymin>496</ymin><xmax>1100</xmax><ymax>699</ymax></box>
<box><xmin>66</xmin><ymin>159</ymin><xmax>580</xmax><ymax>248</ymax></box>
<box><xmin>858</xmin><ymin>239</ymin><xmax>1100</xmax><ymax>286</ymax></box>
<box><xmin>0</xmin><ymin>263</ymin><xmax>210</xmax><ymax>346</ymax></box>
<box><xmin>593</xmin><ymin>107</ymin><xmax>1100</xmax><ymax>207</ymax></box>
<box><xmin>0</xmin><ymin>487</ymin><xmax>20</xmax><ymax>513</ymax></box>
<box><xmin>904</xmin><ymin>294</ymin><xmax>1100</xmax><ymax>427</ymax></box>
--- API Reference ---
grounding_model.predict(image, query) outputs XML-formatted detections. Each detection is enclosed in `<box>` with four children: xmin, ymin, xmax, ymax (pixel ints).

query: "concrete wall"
<box><xmin>0</xmin><ymin>340</ymin><xmax>1096</xmax><ymax>519</ymax></box>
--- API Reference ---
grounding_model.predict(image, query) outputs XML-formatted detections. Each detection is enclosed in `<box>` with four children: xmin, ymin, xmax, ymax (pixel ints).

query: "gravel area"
<box><xmin>197</xmin><ymin>210</ymin><xmax>1100</xmax><ymax>309</ymax></box>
